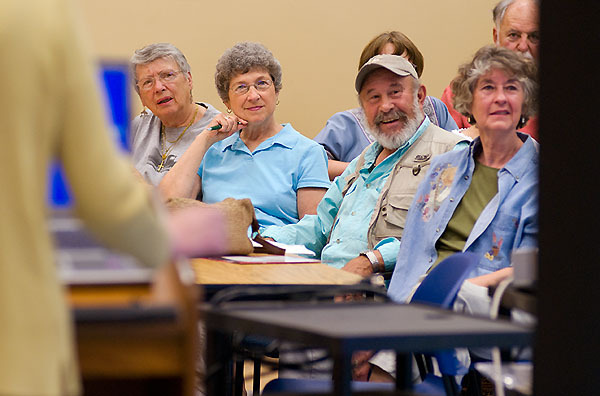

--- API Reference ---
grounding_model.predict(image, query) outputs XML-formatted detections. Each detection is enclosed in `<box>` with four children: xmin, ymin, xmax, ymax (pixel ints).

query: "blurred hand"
<box><xmin>352</xmin><ymin>350</ymin><xmax>375</xmax><ymax>381</ymax></box>
<box><xmin>166</xmin><ymin>206</ymin><xmax>227</xmax><ymax>258</ymax></box>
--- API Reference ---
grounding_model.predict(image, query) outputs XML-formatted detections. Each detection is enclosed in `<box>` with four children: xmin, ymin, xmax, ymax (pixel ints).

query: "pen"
<box><xmin>207</xmin><ymin>122</ymin><xmax>243</xmax><ymax>131</ymax></box>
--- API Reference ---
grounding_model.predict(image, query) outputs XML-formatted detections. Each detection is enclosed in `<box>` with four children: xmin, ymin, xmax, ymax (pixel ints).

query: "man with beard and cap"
<box><xmin>442</xmin><ymin>0</ymin><xmax>540</xmax><ymax>140</ymax></box>
<box><xmin>262</xmin><ymin>54</ymin><xmax>467</xmax><ymax>279</ymax></box>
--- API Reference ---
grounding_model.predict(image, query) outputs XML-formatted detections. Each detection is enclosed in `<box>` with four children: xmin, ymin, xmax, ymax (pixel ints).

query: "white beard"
<box><xmin>368</xmin><ymin>96</ymin><xmax>424</xmax><ymax>150</ymax></box>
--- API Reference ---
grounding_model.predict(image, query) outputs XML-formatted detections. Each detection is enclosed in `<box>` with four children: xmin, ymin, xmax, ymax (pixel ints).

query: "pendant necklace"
<box><xmin>158</xmin><ymin>106</ymin><xmax>199</xmax><ymax>171</ymax></box>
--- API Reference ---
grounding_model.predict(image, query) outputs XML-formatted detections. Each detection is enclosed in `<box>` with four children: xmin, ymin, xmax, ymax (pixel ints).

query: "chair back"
<box><xmin>411</xmin><ymin>252</ymin><xmax>478</xmax><ymax>308</ymax></box>
<box><xmin>410</xmin><ymin>252</ymin><xmax>478</xmax><ymax>377</ymax></box>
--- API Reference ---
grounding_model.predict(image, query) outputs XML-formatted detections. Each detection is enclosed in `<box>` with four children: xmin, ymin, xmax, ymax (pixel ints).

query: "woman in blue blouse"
<box><xmin>388</xmin><ymin>45</ymin><xmax>539</xmax><ymax>303</ymax></box>
<box><xmin>160</xmin><ymin>42</ymin><xmax>330</xmax><ymax>227</ymax></box>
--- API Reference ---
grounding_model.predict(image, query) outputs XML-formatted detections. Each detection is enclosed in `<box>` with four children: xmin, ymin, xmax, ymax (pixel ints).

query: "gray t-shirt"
<box><xmin>129</xmin><ymin>102</ymin><xmax>220</xmax><ymax>186</ymax></box>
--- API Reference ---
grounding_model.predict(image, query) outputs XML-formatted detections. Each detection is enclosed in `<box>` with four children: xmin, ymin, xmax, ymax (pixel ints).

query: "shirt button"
<box><xmin>429</xmin><ymin>258</ymin><xmax>433</xmax><ymax>263</ymax></box>
<box><xmin>436</xmin><ymin>228</ymin><xmax>440</xmax><ymax>233</ymax></box>
<box><xmin>351</xmin><ymin>211</ymin><xmax>356</xmax><ymax>216</ymax></box>
<box><xmin>336</xmin><ymin>239</ymin><xmax>341</xmax><ymax>243</ymax></box>
<box><xmin>366</xmin><ymin>183</ymin><xmax>371</xmax><ymax>188</ymax></box>
<box><xmin>449</xmin><ymin>198</ymin><xmax>454</xmax><ymax>202</ymax></box>
<box><xmin>464</xmin><ymin>175</ymin><xmax>469</xmax><ymax>180</ymax></box>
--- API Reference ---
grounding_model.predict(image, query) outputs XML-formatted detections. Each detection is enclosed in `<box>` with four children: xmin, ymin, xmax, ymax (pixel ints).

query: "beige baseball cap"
<box><xmin>355</xmin><ymin>54</ymin><xmax>419</xmax><ymax>92</ymax></box>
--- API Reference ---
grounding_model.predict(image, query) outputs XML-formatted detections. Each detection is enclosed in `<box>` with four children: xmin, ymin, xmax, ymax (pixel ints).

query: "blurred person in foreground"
<box><xmin>160</xmin><ymin>42</ymin><xmax>330</xmax><ymax>227</ymax></box>
<box><xmin>366</xmin><ymin>45</ymin><xmax>538</xmax><ymax>381</ymax></box>
<box><xmin>441</xmin><ymin>0</ymin><xmax>539</xmax><ymax>140</ymax></box>
<box><xmin>0</xmin><ymin>0</ymin><xmax>225</xmax><ymax>395</ymax></box>
<box><xmin>129</xmin><ymin>43</ymin><xmax>220</xmax><ymax>186</ymax></box>
<box><xmin>315</xmin><ymin>31</ymin><xmax>459</xmax><ymax>180</ymax></box>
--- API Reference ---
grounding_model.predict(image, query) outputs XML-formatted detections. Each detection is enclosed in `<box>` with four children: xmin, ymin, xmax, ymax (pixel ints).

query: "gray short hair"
<box><xmin>214</xmin><ymin>42</ymin><xmax>282</xmax><ymax>102</ymax></box>
<box><xmin>451</xmin><ymin>45</ymin><xmax>538</xmax><ymax>122</ymax></box>
<box><xmin>130</xmin><ymin>43</ymin><xmax>191</xmax><ymax>93</ymax></box>
<box><xmin>493</xmin><ymin>0</ymin><xmax>540</xmax><ymax>28</ymax></box>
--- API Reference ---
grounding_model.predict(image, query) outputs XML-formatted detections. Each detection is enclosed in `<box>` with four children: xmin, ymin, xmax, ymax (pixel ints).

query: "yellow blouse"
<box><xmin>0</xmin><ymin>0</ymin><xmax>169</xmax><ymax>394</ymax></box>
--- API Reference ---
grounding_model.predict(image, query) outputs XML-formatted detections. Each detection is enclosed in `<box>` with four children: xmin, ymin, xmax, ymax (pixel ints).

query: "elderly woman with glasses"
<box><xmin>129</xmin><ymin>43</ymin><xmax>221</xmax><ymax>186</ymax></box>
<box><xmin>160</xmin><ymin>42</ymin><xmax>330</xmax><ymax>227</ymax></box>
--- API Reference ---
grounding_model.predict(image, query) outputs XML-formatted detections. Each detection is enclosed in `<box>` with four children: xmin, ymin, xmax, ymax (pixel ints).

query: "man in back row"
<box><xmin>262</xmin><ymin>54</ymin><xmax>466</xmax><ymax>278</ymax></box>
<box><xmin>442</xmin><ymin>0</ymin><xmax>540</xmax><ymax>140</ymax></box>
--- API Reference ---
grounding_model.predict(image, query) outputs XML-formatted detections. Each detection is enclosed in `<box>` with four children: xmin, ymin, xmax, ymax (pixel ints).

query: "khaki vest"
<box><xmin>342</xmin><ymin>123</ymin><xmax>466</xmax><ymax>250</ymax></box>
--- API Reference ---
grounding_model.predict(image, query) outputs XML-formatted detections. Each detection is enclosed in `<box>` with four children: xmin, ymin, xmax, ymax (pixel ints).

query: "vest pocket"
<box><xmin>374</xmin><ymin>194</ymin><xmax>414</xmax><ymax>239</ymax></box>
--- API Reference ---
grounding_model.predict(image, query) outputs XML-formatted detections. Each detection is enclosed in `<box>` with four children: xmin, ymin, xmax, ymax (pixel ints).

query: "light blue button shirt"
<box><xmin>262</xmin><ymin>117</ymin><xmax>433</xmax><ymax>269</ymax></box>
<box><xmin>197</xmin><ymin>123</ymin><xmax>330</xmax><ymax>227</ymax></box>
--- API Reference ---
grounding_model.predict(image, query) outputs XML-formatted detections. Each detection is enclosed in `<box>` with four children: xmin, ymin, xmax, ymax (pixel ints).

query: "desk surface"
<box><xmin>204</xmin><ymin>301</ymin><xmax>533</xmax><ymax>353</ymax></box>
<box><xmin>190</xmin><ymin>258</ymin><xmax>363</xmax><ymax>286</ymax></box>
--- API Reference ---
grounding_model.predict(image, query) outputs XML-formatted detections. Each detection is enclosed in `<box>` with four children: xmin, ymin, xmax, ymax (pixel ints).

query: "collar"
<box><xmin>219</xmin><ymin>123</ymin><xmax>297</xmax><ymax>153</ymax></box>
<box><xmin>468</xmin><ymin>132</ymin><xmax>539</xmax><ymax>180</ymax></box>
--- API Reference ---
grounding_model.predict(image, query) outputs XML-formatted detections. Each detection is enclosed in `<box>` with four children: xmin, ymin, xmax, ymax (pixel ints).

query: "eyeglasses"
<box><xmin>230</xmin><ymin>79</ymin><xmax>273</xmax><ymax>95</ymax></box>
<box><xmin>137</xmin><ymin>70</ymin><xmax>182</xmax><ymax>91</ymax></box>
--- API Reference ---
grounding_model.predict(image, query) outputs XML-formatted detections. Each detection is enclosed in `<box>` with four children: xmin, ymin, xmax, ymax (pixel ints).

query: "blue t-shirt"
<box><xmin>197</xmin><ymin>123</ymin><xmax>330</xmax><ymax>227</ymax></box>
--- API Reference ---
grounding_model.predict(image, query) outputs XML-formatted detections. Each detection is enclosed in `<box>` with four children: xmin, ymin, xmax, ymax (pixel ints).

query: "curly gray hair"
<box><xmin>451</xmin><ymin>45</ymin><xmax>538</xmax><ymax>125</ymax></box>
<box><xmin>130</xmin><ymin>43</ymin><xmax>191</xmax><ymax>94</ymax></box>
<box><xmin>214</xmin><ymin>42</ymin><xmax>282</xmax><ymax>102</ymax></box>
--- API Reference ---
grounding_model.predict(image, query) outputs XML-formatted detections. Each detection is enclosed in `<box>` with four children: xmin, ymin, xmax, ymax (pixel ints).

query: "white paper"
<box><xmin>252</xmin><ymin>241</ymin><xmax>316</xmax><ymax>256</ymax></box>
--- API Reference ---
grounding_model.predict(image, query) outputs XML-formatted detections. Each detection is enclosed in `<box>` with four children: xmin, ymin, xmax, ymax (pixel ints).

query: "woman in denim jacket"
<box><xmin>388</xmin><ymin>45</ymin><xmax>538</xmax><ymax>304</ymax></box>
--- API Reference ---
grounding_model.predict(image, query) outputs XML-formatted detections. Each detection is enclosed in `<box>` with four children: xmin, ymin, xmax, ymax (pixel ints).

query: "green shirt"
<box><xmin>433</xmin><ymin>160</ymin><xmax>499</xmax><ymax>269</ymax></box>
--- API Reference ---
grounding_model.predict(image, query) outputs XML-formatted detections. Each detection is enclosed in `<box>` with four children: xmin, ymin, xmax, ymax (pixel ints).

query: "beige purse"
<box><xmin>165</xmin><ymin>197</ymin><xmax>284</xmax><ymax>256</ymax></box>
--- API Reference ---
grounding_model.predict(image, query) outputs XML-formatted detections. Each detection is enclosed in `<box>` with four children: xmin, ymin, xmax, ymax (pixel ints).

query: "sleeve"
<box><xmin>262</xmin><ymin>159</ymin><xmax>357</xmax><ymax>255</ymax></box>
<box><xmin>57</xmin><ymin>0</ymin><xmax>169</xmax><ymax>268</ymax></box>
<box><xmin>441</xmin><ymin>84</ymin><xmax>471</xmax><ymax>129</ymax></box>
<box><xmin>374</xmin><ymin>237</ymin><xmax>401</xmax><ymax>272</ymax></box>
<box><xmin>515</xmin><ymin>182</ymin><xmax>539</xmax><ymax>251</ymax></box>
<box><xmin>430</xmin><ymin>96</ymin><xmax>459</xmax><ymax>131</ymax></box>
<box><xmin>313</xmin><ymin>111</ymin><xmax>362</xmax><ymax>161</ymax></box>
<box><xmin>129</xmin><ymin>116</ymin><xmax>140</xmax><ymax>149</ymax></box>
<box><xmin>296</xmin><ymin>143</ymin><xmax>332</xmax><ymax>189</ymax></box>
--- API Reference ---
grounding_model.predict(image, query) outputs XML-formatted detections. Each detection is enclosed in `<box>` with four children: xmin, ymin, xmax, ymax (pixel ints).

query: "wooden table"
<box><xmin>68</xmin><ymin>260</ymin><xmax>199</xmax><ymax>396</ymax></box>
<box><xmin>190</xmin><ymin>258</ymin><xmax>364</xmax><ymax>299</ymax></box>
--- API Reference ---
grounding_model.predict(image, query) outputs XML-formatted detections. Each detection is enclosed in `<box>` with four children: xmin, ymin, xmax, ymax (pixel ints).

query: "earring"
<box><xmin>517</xmin><ymin>116</ymin><xmax>527</xmax><ymax>129</ymax></box>
<box><xmin>467</xmin><ymin>114</ymin><xmax>476</xmax><ymax>125</ymax></box>
<box><xmin>276</xmin><ymin>100</ymin><xmax>280</xmax><ymax>106</ymax></box>
<box><xmin>227</xmin><ymin>108</ymin><xmax>232</xmax><ymax>114</ymax></box>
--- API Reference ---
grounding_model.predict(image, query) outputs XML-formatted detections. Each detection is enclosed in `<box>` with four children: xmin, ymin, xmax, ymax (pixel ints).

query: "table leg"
<box><xmin>395</xmin><ymin>352</ymin><xmax>412</xmax><ymax>391</ymax></box>
<box><xmin>332</xmin><ymin>350</ymin><xmax>352</xmax><ymax>396</ymax></box>
<box><xmin>206</xmin><ymin>328</ymin><xmax>233</xmax><ymax>396</ymax></box>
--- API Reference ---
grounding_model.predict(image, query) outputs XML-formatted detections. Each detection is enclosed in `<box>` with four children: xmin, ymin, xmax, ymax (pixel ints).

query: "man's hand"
<box><xmin>342</xmin><ymin>255</ymin><xmax>374</xmax><ymax>277</ymax></box>
<box><xmin>342</xmin><ymin>250</ymin><xmax>384</xmax><ymax>277</ymax></box>
<box><xmin>467</xmin><ymin>267</ymin><xmax>514</xmax><ymax>287</ymax></box>
<box><xmin>351</xmin><ymin>350</ymin><xmax>375</xmax><ymax>381</ymax></box>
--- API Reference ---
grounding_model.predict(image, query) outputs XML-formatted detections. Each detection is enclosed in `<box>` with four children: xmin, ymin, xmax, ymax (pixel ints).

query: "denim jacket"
<box><xmin>388</xmin><ymin>133</ymin><xmax>539</xmax><ymax>302</ymax></box>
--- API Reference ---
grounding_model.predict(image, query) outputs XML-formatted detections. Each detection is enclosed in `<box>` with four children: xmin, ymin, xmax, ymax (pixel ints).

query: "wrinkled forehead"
<box><xmin>501</xmin><ymin>0</ymin><xmax>539</xmax><ymax>32</ymax></box>
<box><xmin>135</xmin><ymin>56</ymin><xmax>179</xmax><ymax>77</ymax></box>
